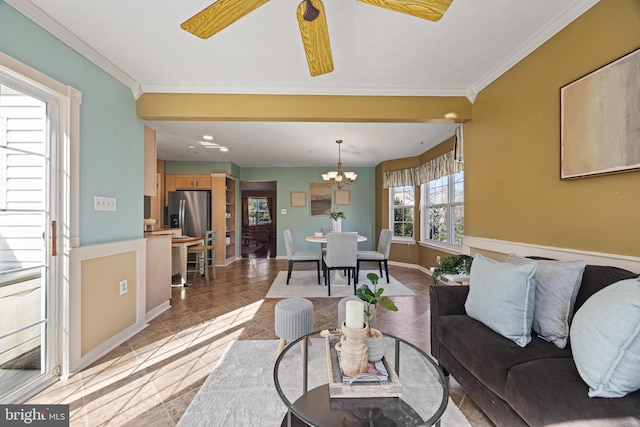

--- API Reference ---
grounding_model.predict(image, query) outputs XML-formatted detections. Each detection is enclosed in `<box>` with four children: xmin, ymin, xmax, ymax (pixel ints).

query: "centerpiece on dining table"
<box><xmin>329</xmin><ymin>207</ymin><xmax>346</xmax><ymax>232</ymax></box>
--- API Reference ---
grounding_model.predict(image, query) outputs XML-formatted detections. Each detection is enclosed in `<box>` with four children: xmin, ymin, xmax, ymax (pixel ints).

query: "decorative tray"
<box><xmin>325</xmin><ymin>334</ymin><xmax>402</xmax><ymax>398</ymax></box>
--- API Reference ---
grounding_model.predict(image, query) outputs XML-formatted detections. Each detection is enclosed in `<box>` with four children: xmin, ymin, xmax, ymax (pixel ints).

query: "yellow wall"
<box><xmin>464</xmin><ymin>0</ymin><xmax>640</xmax><ymax>257</ymax></box>
<box><xmin>81</xmin><ymin>252</ymin><xmax>137</xmax><ymax>355</ymax></box>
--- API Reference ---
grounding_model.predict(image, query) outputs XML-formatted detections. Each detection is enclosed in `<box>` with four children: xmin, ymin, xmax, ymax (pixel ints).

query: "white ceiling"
<box><xmin>9</xmin><ymin>0</ymin><xmax>598</xmax><ymax>167</ymax></box>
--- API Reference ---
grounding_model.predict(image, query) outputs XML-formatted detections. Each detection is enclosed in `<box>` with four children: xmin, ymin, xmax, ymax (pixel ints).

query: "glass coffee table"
<box><xmin>274</xmin><ymin>330</ymin><xmax>449</xmax><ymax>426</ymax></box>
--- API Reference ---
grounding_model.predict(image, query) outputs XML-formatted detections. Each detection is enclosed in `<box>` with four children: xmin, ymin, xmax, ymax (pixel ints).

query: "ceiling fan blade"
<box><xmin>297</xmin><ymin>0</ymin><xmax>334</xmax><ymax>77</ymax></box>
<box><xmin>357</xmin><ymin>0</ymin><xmax>453</xmax><ymax>22</ymax></box>
<box><xmin>181</xmin><ymin>0</ymin><xmax>269</xmax><ymax>39</ymax></box>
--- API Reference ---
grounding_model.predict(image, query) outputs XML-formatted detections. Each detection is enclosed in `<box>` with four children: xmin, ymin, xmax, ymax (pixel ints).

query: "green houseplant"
<box><xmin>328</xmin><ymin>208</ymin><xmax>346</xmax><ymax>221</ymax></box>
<box><xmin>356</xmin><ymin>272</ymin><xmax>398</xmax><ymax>361</ymax></box>
<box><xmin>431</xmin><ymin>254</ymin><xmax>474</xmax><ymax>284</ymax></box>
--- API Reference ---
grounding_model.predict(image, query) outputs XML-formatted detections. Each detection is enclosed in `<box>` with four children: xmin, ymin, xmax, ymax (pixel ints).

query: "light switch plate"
<box><xmin>281</xmin><ymin>209</ymin><xmax>287</xmax><ymax>215</ymax></box>
<box><xmin>94</xmin><ymin>196</ymin><xmax>117</xmax><ymax>211</ymax></box>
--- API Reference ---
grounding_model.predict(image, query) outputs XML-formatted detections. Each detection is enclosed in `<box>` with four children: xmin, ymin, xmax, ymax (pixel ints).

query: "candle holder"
<box><xmin>337</xmin><ymin>321</ymin><xmax>369</xmax><ymax>377</ymax></box>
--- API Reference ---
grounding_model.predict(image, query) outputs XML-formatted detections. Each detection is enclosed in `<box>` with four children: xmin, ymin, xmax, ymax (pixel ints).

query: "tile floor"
<box><xmin>28</xmin><ymin>258</ymin><xmax>494</xmax><ymax>426</ymax></box>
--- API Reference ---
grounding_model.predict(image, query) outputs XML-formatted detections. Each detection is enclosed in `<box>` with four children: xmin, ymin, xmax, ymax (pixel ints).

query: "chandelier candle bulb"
<box><xmin>345</xmin><ymin>300</ymin><xmax>365</xmax><ymax>330</ymax></box>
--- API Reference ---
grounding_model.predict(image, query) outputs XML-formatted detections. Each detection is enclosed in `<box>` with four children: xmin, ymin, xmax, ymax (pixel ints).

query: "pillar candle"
<box><xmin>345</xmin><ymin>300</ymin><xmax>364</xmax><ymax>330</ymax></box>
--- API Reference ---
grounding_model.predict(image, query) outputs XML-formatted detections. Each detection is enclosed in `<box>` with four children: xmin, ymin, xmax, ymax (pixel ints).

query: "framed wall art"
<box><xmin>290</xmin><ymin>191</ymin><xmax>306</xmax><ymax>207</ymax></box>
<box><xmin>561</xmin><ymin>48</ymin><xmax>640</xmax><ymax>179</ymax></box>
<box><xmin>309</xmin><ymin>182</ymin><xmax>331</xmax><ymax>216</ymax></box>
<box><xmin>334</xmin><ymin>189</ymin><xmax>350</xmax><ymax>205</ymax></box>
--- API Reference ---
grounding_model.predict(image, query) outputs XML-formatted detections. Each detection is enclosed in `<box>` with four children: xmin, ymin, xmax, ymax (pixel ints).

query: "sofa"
<box><xmin>430</xmin><ymin>256</ymin><xmax>640</xmax><ymax>426</ymax></box>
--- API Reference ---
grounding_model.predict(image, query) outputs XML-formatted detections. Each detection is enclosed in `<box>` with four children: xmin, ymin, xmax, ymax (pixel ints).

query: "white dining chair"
<box><xmin>323</xmin><ymin>232</ymin><xmax>358</xmax><ymax>296</ymax></box>
<box><xmin>357</xmin><ymin>229</ymin><xmax>392</xmax><ymax>283</ymax></box>
<box><xmin>283</xmin><ymin>229</ymin><xmax>321</xmax><ymax>285</ymax></box>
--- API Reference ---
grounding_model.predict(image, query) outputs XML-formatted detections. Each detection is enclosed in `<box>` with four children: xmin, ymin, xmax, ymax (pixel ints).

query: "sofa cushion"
<box><xmin>574</xmin><ymin>265</ymin><xmax>638</xmax><ymax>313</ymax></box>
<box><xmin>506</xmin><ymin>254</ymin><xmax>586</xmax><ymax>349</ymax></box>
<box><xmin>505</xmin><ymin>358</ymin><xmax>640</xmax><ymax>426</ymax></box>
<box><xmin>465</xmin><ymin>254</ymin><xmax>537</xmax><ymax>347</ymax></box>
<box><xmin>571</xmin><ymin>278</ymin><xmax>640</xmax><ymax>398</ymax></box>
<box><xmin>437</xmin><ymin>315</ymin><xmax>571</xmax><ymax>398</ymax></box>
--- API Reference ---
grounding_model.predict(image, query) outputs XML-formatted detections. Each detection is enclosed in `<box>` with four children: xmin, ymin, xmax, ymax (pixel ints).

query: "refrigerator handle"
<box><xmin>179</xmin><ymin>199</ymin><xmax>185</xmax><ymax>235</ymax></box>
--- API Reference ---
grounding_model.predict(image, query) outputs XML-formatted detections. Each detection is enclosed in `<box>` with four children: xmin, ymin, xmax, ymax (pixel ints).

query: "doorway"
<box><xmin>241</xmin><ymin>181</ymin><xmax>276</xmax><ymax>258</ymax></box>
<box><xmin>0</xmin><ymin>81</ymin><xmax>60</xmax><ymax>401</ymax></box>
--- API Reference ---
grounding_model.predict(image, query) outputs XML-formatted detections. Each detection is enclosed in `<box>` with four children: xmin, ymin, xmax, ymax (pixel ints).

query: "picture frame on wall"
<box><xmin>309</xmin><ymin>183</ymin><xmax>331</xmax><ymax>216</ymax></box>
<box><xmin>561</xmin><ymin>48</ymin><xmax>640</xmax><ymax>179</ymax></box>
<box><xmin>334</xmin><ymin>189</ymin><xmax>350</xmax><ymax>205</ymax></box>
<box><xmin>290</xmin><ymin>191</ymin><xmax>306</xmax><ymax>207</ymax></box>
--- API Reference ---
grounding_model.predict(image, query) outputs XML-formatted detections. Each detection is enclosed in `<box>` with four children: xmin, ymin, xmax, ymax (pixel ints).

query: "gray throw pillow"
<box><xmin>506</xmin><ymin>254</ymin><xmax>586</xmax><ymax>349</ymax></box>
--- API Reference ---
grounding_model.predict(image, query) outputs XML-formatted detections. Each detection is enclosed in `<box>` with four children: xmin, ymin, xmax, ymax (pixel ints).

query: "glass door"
<box><xmin>0</xmin><ymin>82</ymin><xmax>58</xmax><ymax>401</ymax></box>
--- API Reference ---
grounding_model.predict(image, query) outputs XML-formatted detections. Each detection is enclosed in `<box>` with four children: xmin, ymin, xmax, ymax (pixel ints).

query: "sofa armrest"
<box><xmin>429</xmin><ymin>284</ymin><xmax>469</xmax><ymax>363</ymax></box>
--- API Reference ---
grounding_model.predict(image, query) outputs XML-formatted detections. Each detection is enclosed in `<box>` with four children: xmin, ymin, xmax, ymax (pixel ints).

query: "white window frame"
<box><xmin>389</xmin><ymin>185</ymin><xmax>414</xmax><ymax>241</ymax></box>
<box><xmin>420</xmin><ymin>171</ymin><xmax>464</xmax><ymax>250</ymax></box>
<box><xmin>247</xmin><ymin>196</ymin><xmax>271</xmax><ymax>226</ymax></box>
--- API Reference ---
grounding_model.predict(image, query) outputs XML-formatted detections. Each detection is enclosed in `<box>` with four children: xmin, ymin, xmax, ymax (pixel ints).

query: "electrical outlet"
<box><xmin>119</xmin><ymin>279</ymin><xmax>128</xmax><ymax>295</ymax></box>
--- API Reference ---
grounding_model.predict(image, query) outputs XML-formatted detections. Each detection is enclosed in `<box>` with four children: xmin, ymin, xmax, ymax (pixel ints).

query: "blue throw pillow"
<box><xmin>465</xmin><ymin>254</ymin><xmax>537</xmax><ymax>347</ymax></box>
<box><xmin>570</xmin><ymin>278</ymin><xmax>640</xmax><ymax>398</ymax></box>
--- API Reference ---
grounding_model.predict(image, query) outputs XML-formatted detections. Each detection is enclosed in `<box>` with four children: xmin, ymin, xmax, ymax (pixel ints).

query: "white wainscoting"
<box><xmin>64</xmin><ymin>239</ymin><xmax>147</xmax><ymax>378</ymax></box>
<box><xmin>463</xmin><ymin>236</ymin><xmax>640</xmax><ymax>274</ymax></box>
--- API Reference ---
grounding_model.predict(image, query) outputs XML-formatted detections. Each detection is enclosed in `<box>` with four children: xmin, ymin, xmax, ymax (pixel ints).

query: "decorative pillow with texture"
<box><xmin>465</xmin><ymin>254</ymin><xmax>537</xmax><ymax>347</ymax></box>
<box><xmin>506</xmin><ymin>254</ymin><xmax>586</xmax><ymax>349</ymax></box>
<box><xmin>570</xmin><ymin>278</ymin><xmax>640</xmax><ymax>398</ymax></box>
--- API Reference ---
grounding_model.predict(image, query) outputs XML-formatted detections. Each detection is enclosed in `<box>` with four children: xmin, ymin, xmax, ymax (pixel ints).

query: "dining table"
<box><xmin>305</xmin><ymin>234</ymin><xmax>368</xmax><ymax>243</ymax></box>
<box><xmin>171</xmin><ymin>236</ymin><xmax>204</xmax><ymax>287</ymax></box>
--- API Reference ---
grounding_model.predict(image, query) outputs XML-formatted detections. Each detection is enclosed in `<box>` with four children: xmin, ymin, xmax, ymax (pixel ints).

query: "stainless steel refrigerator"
<box><xmin>167</xmin><ymin>190</ymin><xmax>211</xmax><ymax>237</ymax></box>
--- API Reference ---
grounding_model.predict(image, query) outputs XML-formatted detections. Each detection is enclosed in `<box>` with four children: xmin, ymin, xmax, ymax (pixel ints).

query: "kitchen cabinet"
<box><xmin>145</xmin><ymin>234</ymin><xmax>171</xmax><ymax>320</ymax></box>
<box><xmin>143</xmin><ymin>125</ymin><xmax>157</xmax><ymax>196</ymax></box>
<box><xmin>172</xmin><ymin>174</ymin><xmax>211</xmax><ymax>190</ymax></box>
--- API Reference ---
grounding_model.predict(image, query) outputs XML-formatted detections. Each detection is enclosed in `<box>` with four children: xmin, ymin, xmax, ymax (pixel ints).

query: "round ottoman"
<box><xmin>274</xmin><ymin>297</ymin><xmax>314</xmax><ymax>359</ymax></box>
<box><xmin>338</xmin><ymin>295</ymin><xmax>362</xmax><ymax>328</ymax></box>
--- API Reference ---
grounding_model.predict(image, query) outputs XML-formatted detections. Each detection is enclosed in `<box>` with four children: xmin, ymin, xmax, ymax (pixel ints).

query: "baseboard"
<box><xmin>63</xmin><ymin>321</ymin><xmax>148</xmax><ymax>379</ymax></box>
<box><xmin>145</xmin><ymin>301</ymin><xmax>171</xmax><ymax>322</ymax></box>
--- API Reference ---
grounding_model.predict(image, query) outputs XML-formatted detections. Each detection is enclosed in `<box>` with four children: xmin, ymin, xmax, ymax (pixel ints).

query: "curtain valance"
<box><xmin>383</xmin><ymin>149</ymin><xmax>463</xmax><ymax>189</ymax></box>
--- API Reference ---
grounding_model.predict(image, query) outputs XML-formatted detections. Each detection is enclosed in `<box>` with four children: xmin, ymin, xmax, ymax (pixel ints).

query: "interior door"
<box><xmin>0</xmin><ymin>82</ymin><xmax>58</xmax><ymax>402</ymax></box>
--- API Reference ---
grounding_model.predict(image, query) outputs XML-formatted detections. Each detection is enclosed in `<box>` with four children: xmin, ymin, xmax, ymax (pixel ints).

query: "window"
<box><xmin>422</xmin><ymin>171</ymin><xmax>464</xmax><ymax>246</ymax></box>
<box><xmin>390</xmin><ymin>186</ymin><xmax>414</xmax><ymax>239</ymax></box>
<box><xmin>247</xmin><ymin>197</ymin><xmax>271</xmax><ymax>225</ymax></box>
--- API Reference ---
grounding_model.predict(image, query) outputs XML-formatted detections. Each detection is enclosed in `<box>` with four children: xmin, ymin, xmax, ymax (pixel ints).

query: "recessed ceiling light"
<box><xmin>188</xmin><ymin>145</ymin><xmax>195</xmax><ymax>149</ymax></box>
<box><xmin>219</xmin><ymin>147</ymin><xmax>229</xmax><ymax>152</ymax></box>
<box><xmin>202</xmin><ymin>135</ymin><xmax>213</xmax><ymax>140</ymax></box>
<box><xmin>200</xmin><ymin>141</ymin><xmax>219</xmax><ymax>147</ymax></box>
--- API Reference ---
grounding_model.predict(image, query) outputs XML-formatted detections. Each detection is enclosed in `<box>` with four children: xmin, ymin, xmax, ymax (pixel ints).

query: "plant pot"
<box><xmin>332</xmin><ymin>218</ymin><xmax>341</xmax><ymax>233</ymax></box>
<box><xmin>363</xmin><ymin>328</ymin><xmax>384</xmax><ymax>362</ymax></box>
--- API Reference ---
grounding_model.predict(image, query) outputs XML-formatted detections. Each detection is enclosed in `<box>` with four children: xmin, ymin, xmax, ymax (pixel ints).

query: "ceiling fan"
<box><xmin>181</xmin><ymin>0</ymin><xmax>453</xmax><ymax>77</ymax></box>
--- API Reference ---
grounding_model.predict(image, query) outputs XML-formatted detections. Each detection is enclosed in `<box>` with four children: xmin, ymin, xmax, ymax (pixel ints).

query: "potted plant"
<box><xmin>356</xmin><ymin>272</ymin><xmax>398</xmax><ymax>361</ymax></box>
<box><xmin>328</xmin><ymin>208</ymin><xmax>346</xmax><ymax>232</ymax></box>
<box><xmin>431</xmin><ymin>254</ymin><xmax>474</xmax><ymax>284</ymax></box>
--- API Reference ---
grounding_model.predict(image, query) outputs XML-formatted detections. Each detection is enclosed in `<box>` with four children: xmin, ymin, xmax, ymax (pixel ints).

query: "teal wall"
<box><xmin>240</xmin><ymin>167</ymin><xmax>376</xmax><ymax>256</ymax></box>
<box><xmin>1</xmin><ymin>1</ymin><xmax>144</xmax><ymax>245</ymax></box>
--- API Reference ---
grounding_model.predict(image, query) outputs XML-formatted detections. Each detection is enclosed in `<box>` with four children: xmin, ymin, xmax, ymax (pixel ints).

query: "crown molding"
<box><xmin>5</xmin><ymin>0</ymin><xmax>142</xmax><ymax>99</ymax></box>
<box><xmin>469</xmin><ymin>0</ymin><xmax>600</xmax><ymax>96</ymax></box>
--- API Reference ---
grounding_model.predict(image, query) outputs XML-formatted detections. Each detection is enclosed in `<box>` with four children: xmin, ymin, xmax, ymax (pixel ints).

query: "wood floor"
<box><xmin>28</xmin><ymin>258</ymin><xmax>494</xmax><ymax>426</ymax></box>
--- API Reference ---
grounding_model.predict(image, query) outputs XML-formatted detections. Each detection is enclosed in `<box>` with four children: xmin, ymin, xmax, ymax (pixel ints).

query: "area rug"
<box><xmin>265</xmin><ymin>270</ymin><xmax>415</xmax><ymax>298</ymax></box>
<box><xmin>177</xmin><ymin>340</ymin><xmax>471</xmax><ymax>427</ymax></box>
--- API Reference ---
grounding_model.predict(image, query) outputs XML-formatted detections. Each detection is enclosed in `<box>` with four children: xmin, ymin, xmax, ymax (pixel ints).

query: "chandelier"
<box><xmin>322</xmin><ymin>140</ymin><xmax>357</xmax><ymax>189</ymax></box>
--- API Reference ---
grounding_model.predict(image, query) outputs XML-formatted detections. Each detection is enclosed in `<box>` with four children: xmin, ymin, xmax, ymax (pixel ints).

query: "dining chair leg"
<box><xmin>286</xmin><ymin>261</ymin><xmax>293</xmax><ymax>285</ymax></box>
<box><xmin>384</xmin><ymin>260</ymin><xmax>389</xmax><ymax>284</ymax></box>
<box><xmin>378</xmin><ymin>261</ymin><xmax>384</xmax><ymax>279</ymax></box>
<box><xmin>316</xmin><ymin>261</ymin><xmax>321</xmax><ymax>284</ymax></box>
